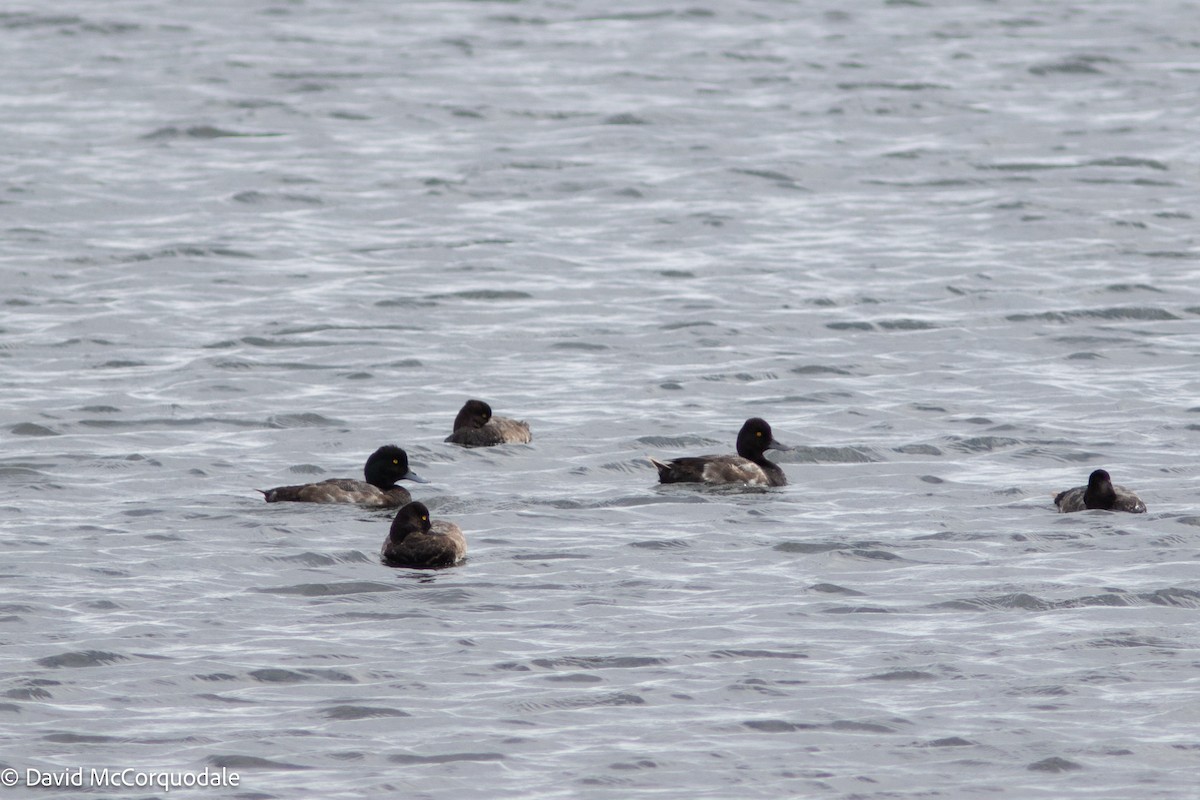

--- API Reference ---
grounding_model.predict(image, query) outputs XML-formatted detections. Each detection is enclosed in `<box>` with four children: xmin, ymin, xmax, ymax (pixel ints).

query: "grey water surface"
<box><xmin>3</xmin><ymin>1</ymin><xmax>1200</xmax><ymax>797</ymax></box>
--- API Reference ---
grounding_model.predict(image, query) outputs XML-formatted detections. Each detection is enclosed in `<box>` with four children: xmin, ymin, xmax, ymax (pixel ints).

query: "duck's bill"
<box><xmin>405</xmin><ymin>471</ymin><xmax>431</xmax><ymax>484</ymax></box>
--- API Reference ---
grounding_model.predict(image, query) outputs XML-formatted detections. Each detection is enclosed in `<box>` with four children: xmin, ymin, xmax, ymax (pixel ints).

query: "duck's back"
<box><xmin>651</xmin><ymin>454</ymin><xmax>784</xmax><ymax>487</ymax></box>
<box><xmin>261</xmin><ymin>479</ymin><xmax>411</xmax><ymax>508</ymax></box>
<box><xmin>381</xmin><ymin>520</ymin><xmax>467</xmax><ymax>568</ymax></box>
<box><xmin>446</xmin><ymin>417</ymin><xmax>531</xmax><ymax>447</ymax></box>
<box><xmin>1054</xmin><ymin>484</ymin><xmax>1146</xmax><ymax>513</ymax></box>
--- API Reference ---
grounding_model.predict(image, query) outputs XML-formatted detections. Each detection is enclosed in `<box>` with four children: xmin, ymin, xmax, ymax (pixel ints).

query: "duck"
<box><xmin>258</xmin><ymin>445</ymin><xmax>427</xmax><ymax>508</ymax></box>
<box><xmin>649</xmin><ymin>417</ymin><xmax>790</xmax><ymax>487</ymax></box>
<box><xmin>444</xmin><ymin>399</ymin><xmax>531</xmax><ymax>447</ymax></box>
<box><xmin>1054</xmin><ymin>469</ymin><xmax>1146</xmax><ymax>513</ymax></box>
<box><xmin>381</xmin><ymin>501</ymin><xmax>467</xmax><ymax>568</ymax></box>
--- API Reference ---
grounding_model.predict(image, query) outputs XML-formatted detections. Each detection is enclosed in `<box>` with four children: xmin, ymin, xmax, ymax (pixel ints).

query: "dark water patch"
<box><xmin>791</xmin><ymin>364</ymin><xmax>854</xmax><ymax>375</ymax></box>
<box><xmin>266</xmin><ymin>412</ymin><xmax>345</xmax><ymax>428</ymax></box>
<box><xmin>1007</xmin><ymin>307</ymin><xmax>1180</xmax><ymax>322</ymax></box>
<box><xmin>710</xmin><ymin>649</ymin><xmax>807</xmax><ymax>660</ymax></box>
<box><xmin>775</xmin><ymin>541</ymin><xmax>859</xmax><ymax>554</ymax></box>
<box><xmin>877</xmin><ymin>318</ymin><xmax>937</xmax><ymax>331</ymax></box>
<box><xmin>659</xmin><ymin>320</ymin><xmax>713</xmax><ymax>331</ymax></box>
<box><xmin>1029</xmin><ymin>54</ymin><xmax>1117</xmax><ymax>75</ymax></box>
<box><xmin>826</xmin><ymin>321</ymin><xmax>874</xmax><ymax>331</ymax></box>
<box><xmin>0</xmin><ymin>703</ymin><xmax>20</xmax><ymax>713</ymax></box>
<box><xmin>609</xmin><ymin>759</ymin><xmax>658</xmax><ymax>770</ymax></box>
<box><xmin>604</xmin><ymin>112</ymin><xmax>648</xmax><ymax>125</ymax></box>
<box><xmin>430</xmin><ymin>290</ymin><xmax>533</xmax><ymax>301</ymax></box>
<box><xmin>1106</xmin><ymin>283</ymin><xmax>1164</xmax><ymax>293</ymax></box>
<box><xmin>811</xmin><ymin>583</ymin><xmax>866</xmax><ymax>596</ymax></box>
<box><xmin>837</xmin><ymin>81</ymin><xmax>950</xmax><ymax>91</ymax></box>
<box><xmin>1027</xmin><ymin>756</ymin><xmax>1083</xmax><ymax>772</ymax></box>
<box><xmin>847</xmin><ymin>549</ymin><xmax>902</xmax><ymax>561</ymax></box>
<box><xmin>919</xmin><ymin>475</ymin><xmax>943</xmax><ymax>484</ymax></box>
<box><xmin>515</xmin><ymin>692</ymin><xmax>645</xmax><ymax>712</ymax></box>
<box><xmin>742</xmin><ymin>719</ymin><xmax>815</xmax><ymax>733</ymax></box>
<box><xmin>81</xmin><ymin>416</ymin><xmax>274</xmax><ymax>430</ymax></box>
<box><xmin>893</xmin><ymin>443</ymin><xmax>941</xmax><ymax>456</ymax></box>
<box><xmin>701</xmin><ymin>371</ymin><xmax>778</xmax><ymax>382</ymax></box>
<box><xmin>142</xmin><ymin>125</ymin><xmax>283</xmax><ymax>140</ymax></box>
<box><xmin>778</xmin><ymin>445</ymin><xmax>880</xmax><ymax>464</ymax></box>
<box><xmin>552</xmin><ymin>341</ymin><xmax>609</xmax><ymax>351</ymax></box>
<box><xmin>1144</xmin><ymin>588</ymin><xmax>1200</xmax><ymax>608</ymax></box>
<box><xmin>935</xmin><ymin>593</ymin><xmax>1053</xmax><ymax>612</ymax></box>
<box><xmin>206</xmin><ymin>755</ymin><xmax>309</xmax><ymax>771</ymax></box>
<box><xmin>96</xmin><ymin>359</ymin><xmax>148</xmax><ymax>368</ymax></box>
<box><xmin>532</xmin><ymin>656</ymin><xmax>668</xmax><ymax>670</ymax></box>
<box><xmin>0</xmin><ymin>465</ymin><xmax>49</xmax><ymax>478</ymax></box>
<box><xmin>830</xmin><ymin>719</ymin><xmax>898</xmax><ymax>733</ymax></box>
<box><xmin>9</xmin><ymin>423</ymin><xmax>58</xmax><ymax>436</ymax></box>
<box><xmin>5</xmin><ymin>686</ymin><xmax>55</xmax><ymax>701</ymax></box>
<box><xmin>374</xmin><ymin>297</ymin><xmax>440</xmax><ymax>308</ymax></box>
<box><xmin>249</xmin><ymin>668</ymin><xmax>312</xmax><ymax>683</ymax></box>
<box><xmin>863</xmin><ymin>670</ymin><xmax>938</xmax><ymax>681</ymax></box>
<box><xmin>512</xmin><ymin>552</ymin><xmax>591</xmax><ymax>561</ymax></box>
<box><xmin>388</xmin><ymin>752</ymin><xmax>505</xmax><ymax>765</ymax></box>
<box><xmin>544</xmin><ymin>673</ymin><xmax>604</xmax><ymax>684</ymax></box>
<box><xmin>43</xmin><ymin>732</ymin><xmax>122</xmax><ymax>743</ymax></box>
<box><xmin>254</xmin><ymin>582</ymin><xmax>398</xmax><ymax>599</ymax></box>
<box><xmin>320</xmin><ymin>705</ymin><xmax>411</xmax><ymax>720</ymax></box>
<box><xmin>1088</xmin><ymin>635</ymin><xmax>1178</xmax><ymax>650</ymax></box>
<box><xmin>36</xmin><ymin>650</ymin><xmax>129</xmax><ymax>668</ymax></box>
<box><xmin>822</xmin><ymin>606</ymin><xmax>891</xmax><ymax>614</ymax></box>
<box><xmin>922</xmin><ymin>736</ymin><xmax>975</xmax><ymax>747</ymax></box>
<box><xmin>195</xmin><ymin>693</ymin><xmax>255</xmax><ymax>705</ymax></box>
<box><xmin>945</xmin><ymin>435</ymin><xmax>1022</xmax><ymax>453</ymax></box>
<box><xmin>231</xmin><ymin>190</ymin><xmax>323</xmax><ymax>206</ymax></box>
<box><xmin>730</xmin><ymin>168</ymin><xmax>806</xmax><ymax>190</ymax></box>
<box><xmin>628</xmin><ymin>539</ymin><xmax>689</xmax><ymax>550</ymax></box>
<box><xmin>263</xmin><ymin>551</ymin><xmax>374</xmax><ymax>567</ymax></box>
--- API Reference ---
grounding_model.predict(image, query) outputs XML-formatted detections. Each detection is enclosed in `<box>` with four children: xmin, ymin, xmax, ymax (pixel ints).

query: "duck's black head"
<box><xmin>365</xmin><ymin>445</ymin><xmax>427</xmax><ymax>488</ymax></box>
<box><xmin>1084</xmin><ymin>469</ymin><xmax>1117</xmax><ymax>510</ymax></box>
<box><xmin>389</xmin><ymin>501</ymin><xmax>432</xmax><ymax>544</ymax></box>
<box><xmin>453</xmin><ymin>399</ymin><xmax>493</xmax><ymax>431</ymax></box>
<box><xmin>736</xmin><ymin>417</ymin><xmax>788</xmax><ymax>461</ymax></box>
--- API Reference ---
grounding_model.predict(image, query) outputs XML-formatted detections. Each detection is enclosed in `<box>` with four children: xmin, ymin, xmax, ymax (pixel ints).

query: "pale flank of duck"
<box><xmin>1053</xmin><ymin>468</ymin><xmax>1146</xmax><ymax>513</ymax></box>
<box><xmin>258</xmin><ymin>445</ymin><xmax>427</xmax><ymax>508</ymax></box>
<box><xmin>445</xmin><ymin>398</ymin><xmax>531</xmax><ymax>447</ymax></box>
<box><xmin>381</xmin><ymin>501</ymin><xmax>467</xmax><ymax>569</ymax></box>
<box><xmin>650</xmin><ymin>417</ymin><xmax>789</xmax><ymax>488</ymax></box>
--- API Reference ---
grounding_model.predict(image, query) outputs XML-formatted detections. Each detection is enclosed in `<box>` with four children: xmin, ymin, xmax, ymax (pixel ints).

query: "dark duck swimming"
<box><xmin>381</xmin><ymin>501</ymin><xmax>467</xmax><ymax>568</ymax></box>
<box><xmin>444</xmin><ymin>399</ymin><xmax>531</xmax><ymax>447</ymax></box>
<box><xmin>1054</xmin><ymin>469</ymin><xmax>1146</xmax><ymax>513</ymax></box>
<box><xmin>649</xmin><ymin>417</ymin><xmax>790</xmax><ymax>487</ymax></box>
<box><xmin>258</xmin><ymin>445</ymin><xmax>427</xmax><ymax>508</ymax></box>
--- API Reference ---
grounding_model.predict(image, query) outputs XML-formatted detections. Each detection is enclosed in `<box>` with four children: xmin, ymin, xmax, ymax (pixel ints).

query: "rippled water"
<box><xmin>3</xmin><ymin>1</ymin><xmax>1200</xmax><ymax>797</ymax></box>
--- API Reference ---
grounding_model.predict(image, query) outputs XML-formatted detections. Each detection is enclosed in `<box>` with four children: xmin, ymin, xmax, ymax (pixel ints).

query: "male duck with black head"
<box><xmin>381</xmin><ymin>501</ymin><xmax>467</xmax><ymax>568</ymax></box>
<box><xmin>445</xmin><ymin>399</ymin><xmax>531</xmax><ymax>447</ymax></box>
<box><xmin>650</xmin><ymin>417</ymin><xmax>791</xmax><ymax>487</ymax></box>
<box><xmin>1054</xmin><ymin>469</ymin><xmax>1146</xmax><ymax>513</ymax></box>
<box><xmin>258</xmin><ymin>445</ymin><xmax>427</xmax><ymax>508</ymax></box>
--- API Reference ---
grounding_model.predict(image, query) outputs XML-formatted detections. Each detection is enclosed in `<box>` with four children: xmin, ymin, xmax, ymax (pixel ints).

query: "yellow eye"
<box><xmin>421</xmin><ymin>515</ymin><xmax>428</xmax><ymax>522</ymax></box>
<box><xmin>756</xmin><ymin>431</ymin><xmax>762</xmax><ymax>437</ymax></box>
<box><xmin>392</xmin><ymin>459</ymin><xmax>399</xmax><ymax>465</ymax></box>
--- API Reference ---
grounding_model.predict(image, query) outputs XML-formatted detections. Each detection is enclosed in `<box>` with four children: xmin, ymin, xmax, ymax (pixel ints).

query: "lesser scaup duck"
<box><xmin>381</xmin><ymin>501</ymin><xmax>467</xmax><ymax>568</ymax></box>
<box><xmin>444</xmin><ymin>399</ymin><xmax>531</xmax><ymax>447</ymax></box>
<box><xmin>1054</xmin><ymin>469</ymin><xmax>1146</xmax><ymax>513</ymax></box>
<box><xmin>258</xmin><ymin>445</ymin><xmax>427</xmax><ymax>508</ymax></box>
<box><xmin>649</xmin><ymin>417</ymin><xmax>790</xmax><ymax>487</ymax></box>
